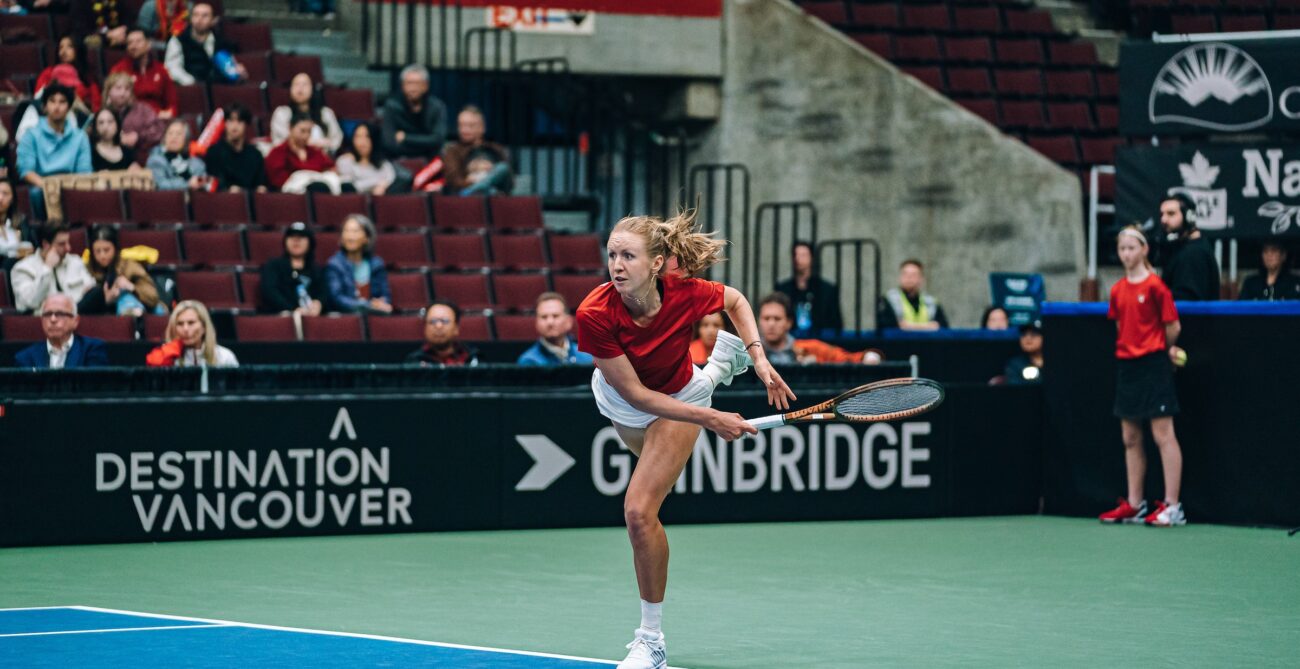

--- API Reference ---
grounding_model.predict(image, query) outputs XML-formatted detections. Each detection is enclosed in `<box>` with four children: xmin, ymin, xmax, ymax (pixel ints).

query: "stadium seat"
<box><xmin>1046</xmin><ymin>71</ymin><xmax>1095</xmax><ymax>99</ymax></box>
<box><xmin>1080</xmin><ymin>137</ymin><xmax>1124</xmax><ymax>165</ymax></box>
<box><xmin>801</xmin><ymin>1</ymin><xmax>849</xmax><ymax>26</ymax></box>
<box><xmin>0</xmin><ymin>15</ymin><xmax>54</xmax><ymax>61</ymax></box>
<box><xmin>0</xmin><ymin>273</ymin><xmax>11</xmax><ymax>309</ymax></box>
<box><xmin>373</xmin><ymin>194</ymin><xmax>431</xmax><ymax>230</ymax></box>
<box><xmin>192</xmin><ymin>190</ymin><xmax>252</xmax><ymax>226</ymax></box>
<box><xmin>266</xmin><ymin>84</ymin><xmax>293</xmax><ymax>111</ymax></box>
<box><xmin>366</xmin><ymin>315</ymin><xmax>425</xmax><ymax>341</ymax></box>
<box><xmin>67</xmin><ymin>227</ymin><xmax>87</xmax><ymax>257</ymax></box>
<box><xmin>493</xmin><ymin>314</ymin><xmax>537</xmax><ymax>342</ymax></box>
<box><xmin>127</xmin><ymin>190</ymin><xmax>189</xmax><ymax>226</ymax></box>
<box><xmin>1096</xmin><ymin>71</ymin><xmax>1119</xmax><ymax>99</ymax></box>
<box><xmin>313</xmin><ymin>231</ymin><xmax>340</xmax><ymax>265</ymax></box>
<box><xmin>210</xmin><ymin>83</ymin><xmax>269</xmax><ymax>122</ymax></box>
<box><xmin>1</xmin><ymin>315</ymin><xmax>43</xmax><ymax>341</ymax></box>
<box><xmin>459</xmin><ymin>314</ymin><xmax>491</xmax><ymax>341</ymax></box>
<box><xmin>374</xmin><ymin>231</ymin><xmax>432</xmax><ymax>269</ymax></box>
<box><xmin>951</xmin><ymin>6</ymin><xmax>1000</xmax><ymax>34</ymax></box>
<box><xmin>62</xmin><ymin>190</ymin><xmax>125</xmax><ymax>225</ymax></box>
<box><xmin>1027</xmin><ymin>136</ymin><xmax>1080</xmax><ymax>165</ymax></box>
<box><xmin>548</xmin><ymin>234</ymin><xmax>604</xmax><ymax>272</ymax></box>
<box><xmin>431</xmin><ymin>233</ymin><xmax>490</xmax><ymax>270</ymax></box>
<box><xmin>238</xmin><ymin>271</ymin><xmax>262</xmax><ymax>311</ymax></box>
<box><xmin>387</xmin><ymin>272</ymin><xmax>431</xmax><ymax>311</ymax></box>
<box><xmin>0</xmin><ymin>44</ymin><xmax>46</xmax><ymax>77</ymax></box>
<box><xmin>254</xmin><ymin>192</ymin><xmax>311</xmax><ymax>228</ymax></box>
<box><xmin>176</xmin><ymin>84</ymin><xmax>209</xmax><ymax>117</ymax></box>
<box><xmin>491</xmin><ymin>274</ymin><xmax>549</xmax><ymax>312</ymax></box>
<box><xmin>302</xmin><ymin>315</ymin><xmax>364</xmax><ymax>342</ymax></box>
<box><xmin>945</xmin><ymin>67</ymin><xmax>992</xmax><ymax>95</ymax></box>
<box><xmin>237</xmin><ymin>51</ymin><xmax>273</xmax><ymax>83</ymax></box>
<box><xmin>272</xmin><ymin>53</ymin><xmax>324</xmax><ymax>85</ymax></box>
<box><xmin>552</xmin><ymin>274</ymin><xmax>605</xmax><ymax>310</ymax></box>
<box><xmin>902</xmin><ymin>4</ymin><xmax>950</xmax><ymax>31</ymax></box>
<box><xmin>184</xmin><ymin>230</ymin><xmax>246</xmax><ymax>268</ymax></box>
<box><xmin>1220</xmin><ymin>15</ymin><xmax>1267</xmax><ymax>33</ymax></box>
<box><xmin>223</xmin><ymin>21</ymin><xmax>274</xmax><ymax>52</ymax></box>
<box><xmin>957</xmin><ymin>98</ymin><xmax>999</xmax><ymax>125</ymax></box>
<box><xmin>1049</xmin><ymin>41</ymin><xmax>1098</xmax><ymax>67</ymax></box>
<box><xmin>995</xmin><ymin>38</ymin><xmax>1044</xmax><ymax>66</ymax></box>
<box><xmin>176</xmin><ymin>271</ymin><xmax>241</xmax><ymax>309</ymax></box>
<box><xmin>894</xmin><ymin>35</ymin><xmax>941</xmax><ymax>63</ymax></box>
<box><xmin>245</xmin><ymin>230</ymin><xmax>284</xmax><ymax>266</ymax></box>
<box><xmin>490</xmin><ymin>234</ymin><xmax>548</xmax><ymax>270</ymax></box>
<box><xmin>1095</xmin><ymin>104</ymin><xmax>1119</xmax><ymax>131</ymax></box>
<box><xmin>235</xmin><ymin>315</ymin><xmax>297</xmax><ymax>341</ymax></box>
<box><xmin>852</xmin><ymin>34</ymin><xmax>893</xmax><ymax>59</ymax></box>
<box><xmin>323</xmin><ymin>88</ymin><xmax>376</xmax><ymax>122</ymax></box>
<box><xmin>850</xmin><ymin>3</ymin><xmax>898</xmax><ymax>29</ymax></box>
<box><xmin>488</xmin><ymin>195</ymin><xmax>544</xmax><ymax>231</ymax></box>
<box><xmin>143</xmin><ymin>314</ymin><xmax>170</xmax><ymax>342</ymax></box>
<box><xmin>1170</xmin><ymin>14</ymin><xmax>1217</xmax><ymax>34</ymax></box>
<box><xmin>120</xmin><ymin>228</ymin><xmax>183</xmax><ymax>266</ymax></box>
<box><xmin>432</xmin><ymin>196</ymin><xmax>488</xmax><ymax>230</ymax></box>
<box><xmin>431</xmin><ymin>273</ymin><xmax>491</xmax><ymax>310</ymax></box>
<box><xmin>311</xmin><ymin>193</ymin><xmax>368</xmax><ymax>230</ymax></box>
<box><xmin>76</xmin><ymin>315</ymin><xmax>136</xmax><ymax>342</ymax></box>
<box><xmin>998</xmin><ymin>100</ymin><xmax>1046</xmax><ymax>129</ymax></box>
<box><xmin>942</xmin><ymin>37</ymin><xmax>992</xmax><ymax>64</ymax></box>
<box><xmin>1004</xmin><ymin>9</ymin><xmax>1056</xmax><ymax>36</ymax></box>
<box><xmin>1047</xmin><ymin>102</ymin><xmax>1093</xmax><ymax>131</ymax></box>
<box><xmin>995</xmin><ymin>69</ymin><xmax>1044</xmax><ymax>97</ymax></box>
<box><xmin>901</xmin><ymin>66</ymin><xmax>943</xmax><ymax>90</ymax></box>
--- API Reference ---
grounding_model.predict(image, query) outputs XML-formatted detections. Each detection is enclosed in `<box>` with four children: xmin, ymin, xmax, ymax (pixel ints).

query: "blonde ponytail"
<box><xmin>612</xmin><ymin>210</ymin><xmax>727</xmax><ymax>278</ymax></box>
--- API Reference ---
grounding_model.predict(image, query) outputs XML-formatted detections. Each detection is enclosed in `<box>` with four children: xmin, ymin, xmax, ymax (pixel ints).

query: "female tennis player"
<box><xmin>575</xmin><ymin>212</ymin><xmax>796</xmax><ymax>669</ymax></box>
<box><xmin>1098</xmin><ymin>226</ymin><xmax>1186</xmax><ymax>527</ymax></box>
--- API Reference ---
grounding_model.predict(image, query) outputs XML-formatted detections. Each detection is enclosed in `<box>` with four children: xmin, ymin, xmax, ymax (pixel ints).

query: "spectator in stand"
<box><xmin>877</xmin><ymin>259</ymin><xmax>949</xmax><ymax>331</ymax></box>
<box><xmin>323</xmin><ymin>214</ymin><xmax>392</xmax><ymax>314</ymax></box>
<box><xmin>759</xmin><ymin>293</ymin><xmax>883</xmax><ymax>365</ymax></box>
<box><xmin>79</xmin><ymin>225</ymin><xmax>165</xmax><ymax>316</ymax></box>
<box><xmin>265</xmin><ymin>111</ymin><xmax>337</xmax><ymax>191</ymax></box>
<box><xmin>35</xmin><ymin>37</ymin><xmax>101</xmax><ymax>113</ymax></box>
<box><xmin>88</xmin><ymin>108</ymin><xmax>145</xmax><ymax>172</ymax></box>
<box><xmin>689</xmin><ymin>311</ymin><xmax>733</xmax><ymax>365</ymax></box>
<box><xmin>13</xmin><ymin>293</ymin><xmax>109</xmax><ymax>368</ymax></box>
<box><xmin>148</xmin><ymin>118</ymin><xmax>209</xmax><ymax>190</ymax></box>
<box><xmin>440</xmin><ymin>105</ymin><xmax>512</xmax><ymax>195</ymax></box>
<box><xmin>1002</xmin><ymin>320</ymin><xmax>1044</xmax><ymax>384</ymax></box>
<box><xmin>146</xmin><ymin>299</ymin><xmax>239</xmax><ymax>367</ymax></box>
<box><xmin>775</xmin><ymin>240</ymin><xmax>842</xmax><ymax>336</ymax></box>
<box><xmin>1238</xmin><ymin>241</ymin><xmax>1300</xmax><ymax>301</ymax></box>
<box><xmin>10</xmin><ymin>220</ymin><xmax>95</xmax><ymax>313</ymax></box>
<box><xmin>17</xmin><ymin>84</ymin><xmax>93</xmax><ymax>216</ymax></box>
<box><xmin>407</xmin><ymin>300</ymin><xmax>478</xmax><ymax>366</ymax></box>
<box><xmin>71</xmin><ymin>0</ymin><xmax>134</xmax><ymax>47</ymax></box>
<box><xmin>382</xmin><ymin>65</ymin><xmax>447</xmax><ymax>159</ymax></box>
<box><xmin>101</xmin><ymin>72</ymin><xmax>166</xmax><ymax>161</ymax></box>
<box><xmin>259</xmin><ymin>222</ymin><xmax>324</xmax><ymax>316</ymax></box>
<box><xmin>164</xmin><ymin>2</ymin><xmax>246</xmax><ymax>86</ymax></box>
<box><xmin>14</xmin><ymin>66</ymin><xmax>94</xmax><ymax>144</ymax></box>
<box><xmin>1158</xmin><ymin>194</ymin><xmax>1221</xmax><ymax>301</ymax></box>
<box><xmin>0</xmin><ymin>181</ymin><xmax>35</xmax><ymax>272</ymax></box>
<box><xmin>517</xmin><ymin>292</ymin><xmax>594</xmax><ymax>366</ymax></box>
<box><xmin>109</xmin><ymin>28</ymin><xmax>178</xmax><ymax>118</ymax></box>
<box><xmin>270</xmin><ymin>73</ymin><xmax>344</xmax><ymax>154</ymax></box>
<box><xmin>981</xmin><ymin>305</ymin><xmax>1009</xmax><ymax>330</ymax></box>
<box><xmin>137</xmin><ymin>0</ymin><xmax>191</xmax><ymax>41</ymax></box>
<box><xmin>335</xmin><ymin>122</ymin><xmax>404</xmax><ymax>196</ymax></box>
<box><xmin>203</xmin><ymin>103</ymin><xmax>267</xmax><ymax>192</ymax></box>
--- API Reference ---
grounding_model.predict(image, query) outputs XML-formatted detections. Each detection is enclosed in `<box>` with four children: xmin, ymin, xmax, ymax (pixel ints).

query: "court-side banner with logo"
<box><xmin>0</xmin><ymin>387</ymin><xmax>1042</xmax><ymax>547</ymax></box>
<box><xmin>1115</xmin><ymin>144</ymin><xmax>1300</xmax><ymax>238</ymax></box>
<box><xmin>1119</xmin><ymin>38</ymin><xmax>1300</xmax><ymax>135</ymax></box>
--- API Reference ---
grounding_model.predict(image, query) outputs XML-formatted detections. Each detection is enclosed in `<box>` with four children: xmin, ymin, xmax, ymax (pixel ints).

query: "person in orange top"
<box><xmin>758</xmin><ymin>293</ymin><xmax>882</xmax><ymax>365</ymax></box>
<box><xmin>688</xmin><ymin>311</ymin><xmax>735</xmax><ymax>365</ymax></box>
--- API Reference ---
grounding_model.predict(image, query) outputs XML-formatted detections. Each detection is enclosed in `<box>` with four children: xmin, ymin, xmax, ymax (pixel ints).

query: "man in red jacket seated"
<box><xmin>108</xmin><ymin>28</ymin><xmax>178</xmax><ymax>118</ymax></box>
<box><xmin>265</xmin><ymin>110</ymin><xmax>336</xmax><ymax>191</ymax></box>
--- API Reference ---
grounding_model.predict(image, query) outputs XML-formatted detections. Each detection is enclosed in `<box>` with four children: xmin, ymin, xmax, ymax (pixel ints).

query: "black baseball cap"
<box><xmin>1019</xmin><ymin>319</ymin><xmax>1042</xmax><ymax>334</ymax></box>
<box><xmin>284</xmin><ymin>221</ymin><xmax>313</xmax><ymax>238</ymax></box>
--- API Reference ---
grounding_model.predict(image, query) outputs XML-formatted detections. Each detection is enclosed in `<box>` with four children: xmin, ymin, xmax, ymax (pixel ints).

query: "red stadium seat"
<box><xmin>552</xmin><ymin>274</ymin><xmax>605</xmax><ymax>310</ymax></box>
<box><xmin>272</xmin><ymin>53</ymin><xmax>323</xmax><ymax>86</ymax></box>
<box><xmin>245</xmin><ymin>230</ymin><xmax>284</xmax><ymax>266</ymax></box>
<box><xmin>491</xmin><ymin>273</ymin><xmax>549</xmax><ymax>312</ymax></box>
<box><xmin>266</xmin><ymin>84</ymin><xmax>293</xmax><ymax>111</ymax></box>
<box><xmin>902</xmin><ymin>4</ymin><xmax>950</xmax><ymax>31</ymax></box>
<box><xmin>0</xmin><ymin>272</ymin><xmax>11</xmax><ymax>309</ymax></box>
<box><xmin>0</xmin><ymin>44</ymin><xmax>46</xmax><ymax>77</ymax></box>
<box><xmin>431</xmin><ymin>273</ymin><xmax>491</xmax><ymax>310</ymax></box>
<box><xmin>901</xmin><ymin>66</ymin><xmax>942</xmax><ymax>90</ymax></box>
<box><xmin>313</xmin><ymin>231</ymin><xmax>340</xmax><ymax>265</ymax></box>
<box><xmin>1047</xmin><ymin>102</ymin><xmax>1093</xmax><ymax>131</ymax></box>
<box><xmin>548</xmin><ymin>234</ymin><xmax>604</xmax><ymax>272</ymax></box>
<box><xmin>1046</xmin><ymin>71</ymin><xmax>1095</xmax><ymax>99</ymax></box>
<box><xmin>801</xmin><ymin>1</ymin><xmax>849</xmax><ymax>26</ymax></box>
<box><xmin>459</xmin><ymin>314</ymin><xmax>491</xmax><ymax>341</ymax></box>
<box><xmin>1080</xmin><ymin>137</ymin><xmax>1124</xmax><ymax>165</ymax></box>
<box><xmin>1</xmin><ymin>315</ymin><xmax>43</xmax><ymax>341</ymax></box>
<box><xmin>995</xmin><ymin>69</ymin><xmax>1044</xmax><ymax>97</ymax></box>
<box><xmin>894</xmin><ymin>35</ymin><xmax>941</xmax><ymax>63</ymax></box>
<box><xmin>957</xmin><ymin>98</ymin><xmax>999</xmax><ymax>125</ymax></box>
<box><xmin>493</xmin><ymin>314</ymin><xmax>537</xmax><ymax>342</ymax></box>
<box><xmin>210</xmin><ymin>83</ymin><xmax>269</xmax><ymax>122</ymax></box>
<box><xmin>1049</xmin><ymin>42</ymin><xmax>1098</xmax><ymax>67</ymax></box>
<box><xmin>995</xmin><ymin>38</ymin><xmax>1044</xmax><ymax>66</ymax></box>
<box><xmin>144</xmin><ymin>314</ymin><xmax>170</xmax><ymax>342</ymax></box>
<box><xmin>1220</xmin><ymin>15</ymin><xmax>1267</xmax><ymax>33</ymax></box>
<box><xmin>946</xmin><ymin>68</ymin><xmax>992</xmax><ymax>96</ymax></box>
<box><xmin>76</xmin><ymin>315</ymin><xmax>137</xmax><ymax>342</ymax></box>
<box><xmin>237</xmin><ymin>51</ymin><xmax>272</xmax><ymax>84</ymax></box>
<box><xmin>176</xmin><ymin>271</ymin><xmax>241</xmax><ymax>309</ymax></box>
<box><xmin>254</xmin><ymin>192</ymin><xmax>311</xmax><ymax>228</ymax></box>
<box><xmin>488</xmin><ymin>195</ymin><xmax>544</xmax><ymax>231</ymax></box>
<box><xmin>311</xmin><ymin>193</ymin><xmax>368</xmax><ymax>230</ymax></box>
<box><xmin>387</xmin><ymin>272</ymin><xmax>431</xmax><ymax>311</ymax></box>
<box><xmin>373</xmin><ymin>231</ymin><xmax>432</xmax><ymax>269</ymax></box>
<box><xmin>62</xmin><ymin>190</ymin><xmax>125</xmax><ymax>225</ymax></box>
<box><xmin>120</xmin><ymin>228</ymin><xmax>183</xmax><ymax>266</ymax></box>
<box><xmin>943</xmin><ymin>37</ymin><xmax>992</xmax><ymax>64</ymax></box>
<box><xmin>852</xmin><ymin>34</ymin><xmax>892</xmax><ymax>59</ymax></box>
<box><xmin>373</xmin><ymin>194</ymin><xmax>430</xmax><ymax>230</ymax></box>
<box><xmin>850</xmin><ymin>3</ymin><xmax>898</xmax><ymax>29</ymax></box>
<box><xmin>998</xmin><ymin>100</ymin><xmax>1046</xmax><ymax>129</ymax></box>
<box><xmin>951</xmin><ymin>6</ymin><xmax>1000</xmax><ymax>34</ymax></box>
<box><xmin>175</xmin><ymin>84</ymin><xmax>209</xmax><ymax>117</ymax></box>
<box><xmin>235</xmin><ymin>315</ymin><xmax>297</xmax><ymax>341</ymax></box>
<box><xmin>1027</xmin><ymin>136</ymin><xmax>1080</xmax><ymax>165</ymax></box>
<box><xmin>432</xmin><ymin>196</ymin><xmax>488</xmax><ymax>230</ymax></box>
<box><xmin>1004</xmin><ymin>9</ymin><xmax>1056</xmax><ymax>36</ymax></box>
<box><xmin>238</xmin><ymin>271</ymin><xmax>262</xmax><ymax>311</ymax></box>
<box><xmin>184</xmin><ymin>230</ymin><xmax>246</xmax><ymax>267</ymax></box>
<box><xmin>67</xmin><ymin>227</ymin><xmax>87</xmax><ymax>257</ymax></box>
<box><xmin>1096</xmin><ymin>70</ymin><xmax>1119</xmax><ymax>99</ymax></box>
<box><xmin>490</xmin><ymin>233</ymin><xmax>548</xmax><ymax>270</ymax></box>
<box><xmin>223</xmin><ymin>21</ymin><xmax>274</xmax><ymax>52</ymax></box>
<box><xmin>192</xmin><ymin>190</ymin><xmax>252</xmax><ymax>226</ymax></box>
<box><xmin>1170</xmin><ymin>14</ymin><xmax>1217</xmax><ymax>34</ymax></box>
<box><xmin>431</xmin><ymin>233</ymin><xmax>490</xmax><ymax>270</ymax></box>
<box><xmin>366</xmin><ymin>315</ymin><xmax>425</xmax><ymax>341</ymax></box>
<box><xmin>1095</xmin><ymin>104</ymin><xmax>1119</xmax><ymax>131</ymax></box>
<box><xmin>302</xmin><ymin>314</ymin><xmax>364</xmax><ymax>342</ymax></box>
<box><xmin>127</xmin><ymin>190</ymin><xmax>189</xmax><ymax>226</ymax></box>
<box><xmin>323</xmin><ymin>88</ymin><xmax>376</xmax><ymax>122</ymax></box>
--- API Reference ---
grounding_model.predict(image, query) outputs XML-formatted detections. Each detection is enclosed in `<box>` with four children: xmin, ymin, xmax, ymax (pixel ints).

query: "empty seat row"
<box><xmin>956</xmin><ymin>98</ymin><xmax>1118</xmax><ymax>133</ymax></box>
<box><xmin>803</xmin><ymin>2</ymin><xmax>1059</xmax><ymax>36</ymax></box>
<box><xmin>857</xmin><ymin>34</ymin><xmax>1100</xmax><ymax>67</ymax></box>
<box><xmin>899</xmin><ymin>65</ymin><xmax>1118</xmax><ymax>99</ymax></box>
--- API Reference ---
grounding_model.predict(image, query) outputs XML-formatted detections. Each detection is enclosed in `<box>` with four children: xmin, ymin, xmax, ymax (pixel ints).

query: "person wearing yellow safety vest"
<box><xmin>876</xmin><ymin>259</ymin><xmax>949</xmax><ymax>331</ymax></box>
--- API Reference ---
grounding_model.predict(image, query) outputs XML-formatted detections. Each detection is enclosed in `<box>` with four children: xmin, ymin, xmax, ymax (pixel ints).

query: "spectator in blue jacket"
<box><xmin>517</xmin><ymin>291</ymin><xmax>594</xmax><ymax>366</ymax></box>
<box><xmin>323</xmin><ymin>214</ymin><xmax>393</xmax><ymax>313</ymax></box>
<box><xmin>148</xmin><ymin>119</ymin><xmax>210</xmax><ymax>190</ymax></box>
<box><xmin>17</xmin><ymin>83</ymin><xmax>93</xmax><ymax>218</ymax></box>
<box><xmin>14</xmin><ymin>293</ymin><xmax>109</xmax><ymax>369</ymax></box>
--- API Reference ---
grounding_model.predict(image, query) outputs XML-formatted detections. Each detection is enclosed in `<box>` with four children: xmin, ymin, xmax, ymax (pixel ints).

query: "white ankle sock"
<box><xmin>640</xmin><ymin>599</ymin><xmax>662</xmax><ymax>632</ymax></box>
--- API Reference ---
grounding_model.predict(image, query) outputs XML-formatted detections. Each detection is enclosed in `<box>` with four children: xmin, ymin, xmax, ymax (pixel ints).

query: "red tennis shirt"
<box><xmin>576</xmin><ymin>274</ymin><xmax>726</xmax><ymax>394</ymax></box>
<box><xmin>1108</xmin><ymin>272</ymin><xmax>1178</xmax><ymax>360</ymax></box>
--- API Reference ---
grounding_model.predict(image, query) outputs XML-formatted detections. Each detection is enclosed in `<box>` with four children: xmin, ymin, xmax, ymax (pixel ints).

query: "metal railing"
<box><xmin>816</xmin><ymin>238</ymin><xmax>883</xmax><ymax>333</ymax></box>
<box><xmin>748</xmin><ymin>201</ymin><xmax>818</xmax><ymax>300</ymax></box>
<box><xmin>688</xmin><ymin>164</ymin><xmax>750</xmax><ymax>284</ymax></box>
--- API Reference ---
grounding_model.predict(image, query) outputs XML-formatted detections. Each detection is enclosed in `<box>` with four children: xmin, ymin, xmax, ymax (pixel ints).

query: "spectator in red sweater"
<box><xmin>265</xmin><ymin>111</ymin><xmax>337</xmax><ymax>191</ymax></box>
<box><xmin>108</xmin><ymin>28</ymin><xmax>177</xmax><ymax>118</ymax></box>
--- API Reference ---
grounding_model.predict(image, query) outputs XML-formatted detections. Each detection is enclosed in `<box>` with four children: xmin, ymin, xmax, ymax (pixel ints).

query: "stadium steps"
<box><xmin>1033</xmin><ymin>0</ymin><xmax>1120</xmax><ymax>65</ymax></box>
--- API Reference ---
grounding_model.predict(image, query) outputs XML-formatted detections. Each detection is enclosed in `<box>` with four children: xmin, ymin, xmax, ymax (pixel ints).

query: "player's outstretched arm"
<box><xmin>722</xmin><ymin>286</ymin><xmax>797</xmax><ymax>411</ymax></box>
<box><xmin>595</xmin><ymin>355</ymin><xmax>756</xmax><ymax>441</ymax></box>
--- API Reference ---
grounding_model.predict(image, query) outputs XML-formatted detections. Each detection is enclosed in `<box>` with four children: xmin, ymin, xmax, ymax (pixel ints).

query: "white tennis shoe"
<box><xmin>617</xmin><ymin>628</ymin><xmax>667</xmax><ymax>669</ymax></box>
<box><xmin>700</xmin><ymin>330</ymin><xmax>751</xmax><ymax>389</ymax></box>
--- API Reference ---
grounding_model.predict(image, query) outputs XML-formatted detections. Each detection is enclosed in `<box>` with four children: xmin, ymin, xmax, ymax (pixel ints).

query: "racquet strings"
<box><xmin>836</xmin><ymin>382</ymin><xmax>943</xmax><ymax>418</ymax></box>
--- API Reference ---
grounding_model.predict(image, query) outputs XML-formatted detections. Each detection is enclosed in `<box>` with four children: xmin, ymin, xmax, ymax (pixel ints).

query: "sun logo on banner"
<box><xmin>1149</xmin><ymin>43</ymin><xmax>1272</xmax><ymax>132</ymax></box>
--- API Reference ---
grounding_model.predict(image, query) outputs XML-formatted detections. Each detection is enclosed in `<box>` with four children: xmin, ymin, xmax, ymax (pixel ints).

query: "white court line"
<box><xmin>0</xmin><ymin>606</ymin><xmax>84</xmax><ymax>613</ymax></box>
<box><xmin>0</xmin><ymin>624</ymin><xmax>228</xmax><ymax>638</ymax></box>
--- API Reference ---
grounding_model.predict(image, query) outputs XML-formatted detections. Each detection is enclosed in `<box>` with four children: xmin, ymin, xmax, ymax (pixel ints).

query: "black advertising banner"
<box><xmin>1116</xmin><ymin>144</ymin><xmax>1300</xmax><ymax>239</ymax></box>
<box><xmin>0</xmin><ymin>387</ymin><xmax>1043</xmax><ymax>547</ymax></box>
<box><xmin>1119</xmin><ymin>38</ymin><xmax>1300</xmax><ymax>135</ymax></box>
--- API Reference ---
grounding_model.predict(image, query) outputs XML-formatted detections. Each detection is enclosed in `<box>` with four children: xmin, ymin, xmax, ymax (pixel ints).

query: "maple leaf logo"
<box><xmin>1178</xmin><ymin>152</ymin><xmax>1220</xmax><ymax>189</ymax></box>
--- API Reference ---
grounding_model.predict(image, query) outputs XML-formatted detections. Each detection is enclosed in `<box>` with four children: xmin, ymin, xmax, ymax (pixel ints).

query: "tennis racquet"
<box><xmin>747</xmin><ymin>377</ymin><xmax>945</xmax><ymax>430</ymax></box>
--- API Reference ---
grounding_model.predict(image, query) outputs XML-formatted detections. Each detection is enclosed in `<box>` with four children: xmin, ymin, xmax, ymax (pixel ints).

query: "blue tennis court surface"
<box><xmin>0</xmin><ymin>606</ymin><xmax>627</xmax><ymax>668</ymax></box>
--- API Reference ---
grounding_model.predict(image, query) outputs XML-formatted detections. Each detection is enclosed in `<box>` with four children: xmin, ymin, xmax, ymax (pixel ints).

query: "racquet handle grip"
<box><xmin>747</xmin><ymin>414</ymin><xmax>786</xmax><ymax>431</ymax></box>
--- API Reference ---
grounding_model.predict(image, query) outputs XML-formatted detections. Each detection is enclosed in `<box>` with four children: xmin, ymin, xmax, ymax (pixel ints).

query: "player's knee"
<box><xmin>623</xmin><ymin>500</ymin><xmax>657</xmax><ymax>535</ymax></box>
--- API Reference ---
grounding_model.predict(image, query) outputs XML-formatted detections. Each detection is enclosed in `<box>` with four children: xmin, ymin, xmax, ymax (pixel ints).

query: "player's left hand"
<box><xmin>754</xmin><ymin>359</ymin><xmax>796</xmax><ymax>411</ymax></box>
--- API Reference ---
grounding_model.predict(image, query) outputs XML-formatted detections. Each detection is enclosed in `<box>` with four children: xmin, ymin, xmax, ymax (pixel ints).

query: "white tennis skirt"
<box><xmin>591</xmin><ymin>365</ymin><xmax>714</xmax><ymax>429</ymax></box>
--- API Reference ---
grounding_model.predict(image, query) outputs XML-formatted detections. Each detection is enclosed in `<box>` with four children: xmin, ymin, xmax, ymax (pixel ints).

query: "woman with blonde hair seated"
<box><xmin>146</xmin><ymin>300</ymin><xmax>239</xmax><ymax>367</ymax></box>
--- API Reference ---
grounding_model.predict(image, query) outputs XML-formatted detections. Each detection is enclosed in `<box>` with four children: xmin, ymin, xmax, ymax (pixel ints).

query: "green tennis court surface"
<box><xmin>2</xmin><ymin>517</ymin><xmax>1294</xmax><ymax>667</ymax></box>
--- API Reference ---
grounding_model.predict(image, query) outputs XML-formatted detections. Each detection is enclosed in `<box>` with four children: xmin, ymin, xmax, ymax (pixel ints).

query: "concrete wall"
<box><xmin>694</xmin><ymin>0</ymin><xmax>1085</xmax><ymax>326</ymax></box>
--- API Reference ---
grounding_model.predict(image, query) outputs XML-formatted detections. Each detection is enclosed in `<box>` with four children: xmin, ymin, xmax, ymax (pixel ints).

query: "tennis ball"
<box><xmin>1173</xmin><ymin>349</ymin><xmax>1187</xmax><ymax>367</ymax></box>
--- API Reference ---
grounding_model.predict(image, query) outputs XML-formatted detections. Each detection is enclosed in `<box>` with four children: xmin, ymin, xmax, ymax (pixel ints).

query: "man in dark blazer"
<box><xmin>14</xmin><ymin>294</ymin><xmax>109</xmax><ymax>368</ymax></box>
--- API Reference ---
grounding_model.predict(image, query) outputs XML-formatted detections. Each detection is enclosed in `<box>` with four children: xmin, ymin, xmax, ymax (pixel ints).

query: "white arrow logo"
<box><xmin>515</xmin><ymin>435</ymin><xmax>575</xmax><ymax>491</ymax></box>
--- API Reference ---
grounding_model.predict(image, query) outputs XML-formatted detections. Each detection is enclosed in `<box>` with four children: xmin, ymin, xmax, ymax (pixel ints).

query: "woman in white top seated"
<box><xmin>145</xmin><ymin>299</ymin><xmax>239</xmax><ymax>368</ymax></box>
<box><xmin>335</xmin><ymin>122</ymin><xmax>402</xmax><ymax>195</ymax></box>
<box><xmin>269</xmin><ymin>72</ymin><xmax>344</xmax><ymax>154</ymax></box>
